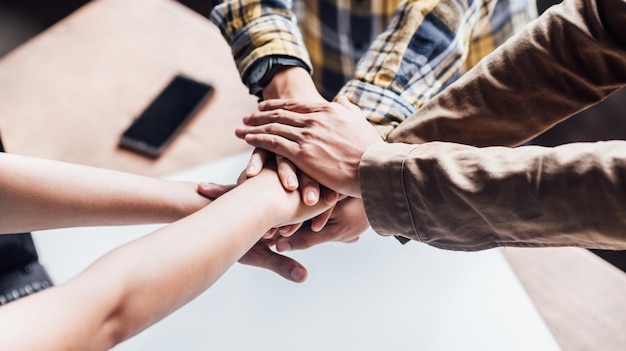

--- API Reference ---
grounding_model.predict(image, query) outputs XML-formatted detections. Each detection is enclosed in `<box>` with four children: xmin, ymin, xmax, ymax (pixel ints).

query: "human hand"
<box><xmin>254</xmin><ymin>197</ymin><xmax>369</xmax><ymax>283</ymax></box>
<box><xmin>246</xmin><ymin>66</ymin><xmax>328</xmax><ymax>201</ymax></box>
<box><xmin>245</xmin><ymin>148</ymin><xmax>326</xmax><ymax>206</ymax></box>
<box><xmin>196</xmin><ymin>180</ymin><xmax>316</xmax><ymax>283</ymax></box>
<box><xmin>235</xmin><ymin>161</ymin><xmax>339</xmax><ymax>282</ymax></box>
<box><xmin>235</xmin><ymin>96</ymin><xmax>383</xmax><ymax>198</ymax></box>
<box><xmin>274</xmin><ymin>197</ymin><xmax>370</xmax><ymax>252</ymax></box>
<box><xmin>198</xmin><ymin>176</ymin><xmax>324</xmax><ymax>222</ymax></box>
<box><xmin>238</xmin><ymin>238</ymin><xmax>308</xmax><ymax>282</ymax></box>
<box><xmin>242</xmin><ymin>149</ymin><xmax>339</xmax><ymax>239</ymax></box>
<box><xmin>254</xmin><ymin>164</ymin><xmax>337</xmax><ymax>229</ymax></box>
<box><xmin>247</xmin><ymin>68</ymin><xmax>336</xmax><ymax>233</ymax></box>
<box><xmin>239</xmin><ymin>198</ymin><xmax>360</xmax><ymax>283</ymax></box>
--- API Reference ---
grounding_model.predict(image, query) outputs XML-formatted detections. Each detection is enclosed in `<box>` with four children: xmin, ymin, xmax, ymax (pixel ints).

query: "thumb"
<box><xmin>239</xmin><ymin>241</ymin><xmax>309</xmax><ymax>283</ymax></box>
<box><xmin>197</xmin><ymin>182</ymin><xmax>236</xmax><ymax>200</ymax></box>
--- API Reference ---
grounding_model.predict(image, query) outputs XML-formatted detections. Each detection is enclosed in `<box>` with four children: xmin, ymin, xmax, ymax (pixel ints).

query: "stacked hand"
<box><xmin>206</xmin><ymin>67</ymin><xmax>383</xmax><ymax>283</ymax></box>
<box><xmin>236</xmin><ymin>96</ymin><xmax>383</xmax><ymax>198</ymax></box>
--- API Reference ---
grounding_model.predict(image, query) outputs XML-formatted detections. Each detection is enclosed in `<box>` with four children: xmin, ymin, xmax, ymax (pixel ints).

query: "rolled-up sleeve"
<box><xmin>210</xmin><ymin>0</ymin><xmax>312</xmax><ymax>79</ymax></box>
<box><xmin>386</xmin><ymin>0</ymin><xmax>626</xmax><ymax>147</ymax></box>
<box><xmin>338</xmin><ymin>0</ymin><xmax>536</xmax><ymax>139</ymax></box>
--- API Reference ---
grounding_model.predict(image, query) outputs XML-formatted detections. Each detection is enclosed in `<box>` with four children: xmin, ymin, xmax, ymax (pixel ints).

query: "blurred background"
<box><xmin>1</xmin><ymin>0</ymin><xmax>625</xmax><ymax>271</ymax></box>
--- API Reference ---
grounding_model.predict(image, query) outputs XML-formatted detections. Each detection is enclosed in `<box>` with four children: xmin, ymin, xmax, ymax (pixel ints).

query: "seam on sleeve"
<box><xmin>400</xmin><ymin>145</ymin><xmax>424</xmax><ymax>242</ymax></box>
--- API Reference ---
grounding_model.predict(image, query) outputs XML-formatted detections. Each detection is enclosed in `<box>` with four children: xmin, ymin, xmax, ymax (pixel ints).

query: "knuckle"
<box><xmin>303</xmin><ymin>115</ymin><xmax>316</xmax><ymax>124</ymax></box>
<box><xmin>323</xmin><ymin>103</ymin><xmax>336</xmax><ymax>113</ymax></box>
<box><xmin>275</xmin><ymin>256</ymin><xmax>293</xmax><ymax>274</ymax></box>
<box><xmin>269</xmin><ymin>136</ymin><xmax>281</xmax><ymax>148</ymax></box>
<box><xmin>300</xmin><ymin>129</ymin><xmax>314</xmax><ymax>139</ymax></box>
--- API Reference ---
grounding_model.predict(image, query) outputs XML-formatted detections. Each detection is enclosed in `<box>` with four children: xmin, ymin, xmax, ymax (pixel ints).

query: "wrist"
<box><xmin>239</xmin><ymin>170</ymin><xmax>292</xmax><ymax>222</ymax></box>
<box><xmin>170</xmin><ymin>182</ymin><xmax>211</xmax><ymax>219</ymax></box>
<box><xmin>262</xmin><ymin>66</ymin><xmax>324</xmax><ymax>102</ymax></box>
<box><xmin>244</xmin><ymin>56</ymin><xmax>310</xmax><ymax>100</ymax></box>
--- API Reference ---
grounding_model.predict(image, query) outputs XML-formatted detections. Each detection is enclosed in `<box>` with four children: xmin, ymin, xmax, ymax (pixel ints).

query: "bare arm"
<box><xmin>0</xmin><ymin>166</ymin><xmax>333</xmax><ymax>350</ymax></box>
<box><xmin>0</xmin><ymin>151</ymin><xmax>314</xmax><ymax>293</ymax></box>
<box><xmin>0</xmin><ymin>153</ymin><xmax>210</xmax><ymax>234</ymax></box>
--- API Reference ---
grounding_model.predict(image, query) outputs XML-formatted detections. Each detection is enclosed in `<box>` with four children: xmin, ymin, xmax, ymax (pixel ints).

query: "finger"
<box><xmin>278</xmin><ymin>222</ymin><xmax>304</xmax><ymax>237</ymax></box>
<box><xmin>342</xmin><ymin>236</ymin><xmax>360</xmax><ymax>243</ymax></box>
<box><xmin>320</xmin><ymin>186</ymin><xmax>340</xmax><ymax>205</ymax></box>
<box><xmin>276</xmin><ymin>155</ymin><xmax>299</xmax><ymax>190</ymax></box>
<box><xmin>262</xmin><ymin>227</ymin><xmax>278</xmax><ymax>239</ymax></box>
<box><xmin>259</xmin><ymin>99</ymin><xmax>327</xmax><ymax>113</ymax></box>
<box><xmin>298</xmin><ymin>172</ymin><xmax>320</xmax><ymax>206</ymax></box>
<box><xmin>196</xmin><ymin>182</ymin><xmax>236</xmax><ymax>200</ymax></box>
<box><xmin>310</xmin><ymin>207</ymin><xmax>334</xmax><ymax>232</ymax></box>
<box><xmin>236</xmin><ymin>122</ymin><xmax>303</xmax><ymax>142</ymax></box>
<box><xmin>236</xmin><ymin>169</ymin><xmax>248</xmax><ymax>185</ymax></box>
<box><xmin>239</xmin><ymin>242</ymin><xmax>308</xmax><ymax>283</ymax></box>
<box><xmin>242</xmin><ymin>109</ymin><xmax>308</xmax><ymax>127</ymax></box>
<box><xmin>308</xmin><ymin>187</ymin><xmax>339</xmax><ymax>231</ymax></box>
<box><xmin>275</xmin><ymin>225</ymin><xmax>336</xmax><ymax>252</ymax></box>
<box><xmin>276</xmin><ymin>227</ymin><xmax>362</xmax><ymax>252</ymax></box>
<box><xmin>243</xmin><ymin>133</ymin><xmax>301</xmax><ymax>161</ymax></box>
<box><xmin>246</xmin><ymin>148</ymin><xmax>269</xmax><ymax>177</ymax></box>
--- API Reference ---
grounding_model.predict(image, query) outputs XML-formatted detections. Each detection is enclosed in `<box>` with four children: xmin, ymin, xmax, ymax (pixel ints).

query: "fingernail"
<box><xmin>306</xmin><ymin>190</ymin><xmax>318</xmax><ymax>203</ymax></box>
<box><xmin>290</xmin><ymin>267</ymin><xmax>306</xmax><ymax>282</ymax></box>
<box><xmin>286</xmin><ymin>175</ymin><xmax>297</xmax><ymax>188</ymax></box>
<box><xmin>247</xmin><ymin>165</ymin><xmax>256</xmax><ymax>174</ymax></box>
<box><xmin>277</xmin><ymin>240</ymin><xmax>292</xmax><ymax>252</ymax></box>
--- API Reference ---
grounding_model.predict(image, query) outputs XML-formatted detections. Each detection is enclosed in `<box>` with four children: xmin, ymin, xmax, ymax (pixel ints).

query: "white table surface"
<box><xmin>33</xmin><ymin>151</ymin><xmax>561</xmax><ymax>351</ymax></box>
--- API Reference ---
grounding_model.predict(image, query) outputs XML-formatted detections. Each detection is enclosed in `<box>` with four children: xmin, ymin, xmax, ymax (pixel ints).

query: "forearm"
<box><xmin>262</xmin><ymin>66</ymin><xmax>324</xmax><ymax>101</ymax></box>
<box><xmin>84</xmin><ymin>177</ymin><xmax>279</xmax><ymax>347</ymax></box>
<box><xmin>360</xmin><ymin>141</ymin><xmax>626</xmax><ymax>251</ymax></box>
<box><xmin>0</xmin><ymin>172</ymin><xmax>284</xmax><ymax>350</ymax></box>
<box><xmin>0</xmin><ymin>153</ymin><xmax>208</xmax><ymax>233</ymax></box>
<box><xmin>387</xmin><ymin>0</ymin><xmax>626</xmax><ymax>146</ymax></box>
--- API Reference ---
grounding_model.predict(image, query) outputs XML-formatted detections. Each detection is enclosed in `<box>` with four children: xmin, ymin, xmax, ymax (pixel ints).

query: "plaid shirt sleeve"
<box><xmin>337</xmin><ymin>0</ymin><xmax>537</xmax><ymax>139</ymax></box>
<box><xmin>210</xmin><ymin>0</ymin><xmax>312</xmax><ymax>80</ymax></box>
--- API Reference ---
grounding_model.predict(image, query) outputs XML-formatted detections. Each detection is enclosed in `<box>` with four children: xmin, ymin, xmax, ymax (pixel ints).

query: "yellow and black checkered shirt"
<box><xmin>211</xmin><ymin>0</ymin><xmax>536</xmax><ymax>137</ymax></box>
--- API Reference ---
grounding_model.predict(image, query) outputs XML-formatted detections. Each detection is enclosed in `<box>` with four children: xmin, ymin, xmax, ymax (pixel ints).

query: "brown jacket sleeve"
<box><xmin>360</xmin><ymin>141</ymin><xmax>626</xmax><ymax>251</ymax></box>
<box><xmin>386</xmin><ymin>0</ymin><xmax>626</xmax><ymax>147</ymax></box>
<box><xmin>360</xmin><ymin>0</ymin><xmax>626</xmax><ymax>250</ymax></box>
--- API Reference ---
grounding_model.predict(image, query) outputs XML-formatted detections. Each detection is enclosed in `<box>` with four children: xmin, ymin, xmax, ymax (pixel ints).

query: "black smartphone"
<box><xmin>119</xmin><ymin>75</ymin><xmax>214</xmax><ymax>158</ymax></box>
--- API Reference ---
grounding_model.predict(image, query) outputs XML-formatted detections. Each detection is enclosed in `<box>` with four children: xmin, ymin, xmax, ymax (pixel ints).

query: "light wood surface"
<box><xmin>1</xmin><ymin>0</ymin><xmax>625</xmax><ymax>350</ymax></box>
<box><xmin>505</xmin><ymin>247</ymin><xmax>626</xmax><ymax>351</ymax></box>
<box><xmin>0</xmin><ymin>0</ymin><xmax>255</xmax><ymax>177</ymax></box>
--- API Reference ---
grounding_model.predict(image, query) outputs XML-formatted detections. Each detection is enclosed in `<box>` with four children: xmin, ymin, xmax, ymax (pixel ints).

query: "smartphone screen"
<box><xmin>119</xmin><ymin>75</ymin><xmax>214</xmax><ymax>158</ymax></box>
